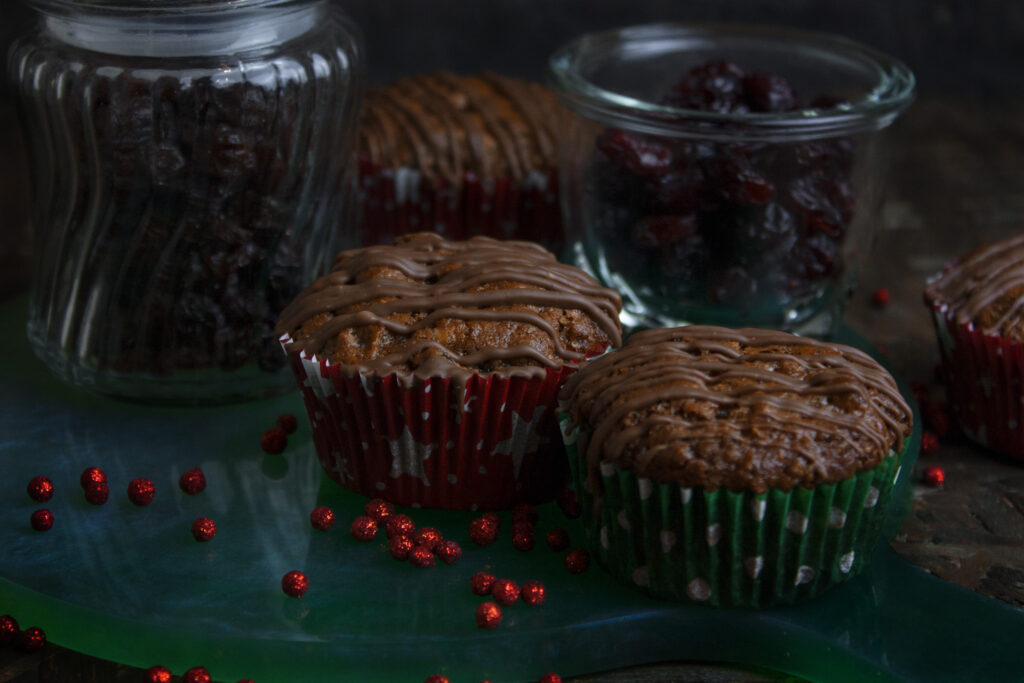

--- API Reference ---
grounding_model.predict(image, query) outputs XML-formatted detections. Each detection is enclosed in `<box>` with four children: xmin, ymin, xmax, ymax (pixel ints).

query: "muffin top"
<box><xmin>924</xmin><ymin>233</ymin><xmax>1024</xmax><ymax>339</ymax></box>
<box><xmin>358</xmin><ymin>72</ymin><xmax>566</xmax><ymax>184</ymax></box>
<box><xmin>275</xmin><ymin>233</ymin><xmax>622</xmax><ymax>381</ymax></box>
<box><xmin>559</xmin><ymin>326</ymin><xmax>913</xmax><ymax>493</ymax></box>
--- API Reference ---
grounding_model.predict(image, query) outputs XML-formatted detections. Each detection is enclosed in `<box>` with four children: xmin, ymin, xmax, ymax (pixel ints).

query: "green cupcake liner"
<box><xmin>559</xmin><ymin>414</ymin><xmax>904</xmax><ymax>608</ymax></box>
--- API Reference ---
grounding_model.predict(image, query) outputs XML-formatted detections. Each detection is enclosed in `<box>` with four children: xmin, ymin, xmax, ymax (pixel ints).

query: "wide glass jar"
<box><xmin>549</xmin><ymin>24</ymin><xmax>914</xmax><ymax>335</ymax></box>
<box><xmin>10</xmin><ymin>0</ymin><xmax>363</xmax><ymax>403</ymax></box>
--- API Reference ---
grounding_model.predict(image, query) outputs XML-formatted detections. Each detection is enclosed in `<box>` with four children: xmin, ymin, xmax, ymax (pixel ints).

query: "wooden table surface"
<box><xmin>1</xmin><ymin>97</ymin><xmax>1023</xmax><ymax>682</ymax></box>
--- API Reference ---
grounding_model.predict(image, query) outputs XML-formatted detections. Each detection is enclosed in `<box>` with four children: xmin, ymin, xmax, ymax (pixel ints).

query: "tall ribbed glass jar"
<box><xmin>10</xmin><ymin>0</ymin><xmax>363</xmax><ymax>403</ymax></box>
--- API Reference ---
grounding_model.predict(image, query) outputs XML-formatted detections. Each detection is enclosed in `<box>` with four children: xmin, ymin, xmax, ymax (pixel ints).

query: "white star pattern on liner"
<box><xmin>786</xmin><ymin>511</ymin><xmax>808</xmax><ymax>534</ymax></box>
<box><xmin>829</xmin><ymin>507</ymin><xmax>847</xmax><ymax>529</ymax></box>
<box><xmin>839</xmin><ymin>551</ymin><xmax>856</xmax><ymax>573</ymax></box>
<box><xmin>490</xmin><ymin>405</ymin><xmax>549</xmax><ymax>479</ymax></box>
<box><xmin>863</xmin><ymin>487</ymin><xmax>880</xmax><ymax>508</ymax></box>
<box><xmin>705</xmin><ymin>523</ymin><xmax>721</xmax><ymax>547</ymax></box>
<box><xmin>680</xmin><ymin>487</ymin><xmax>693</xmax><ymax>504</ymax></box>
<box><xmin>744</xmin><ymin>556</ymin><xmax>764</xmax><ymax>579</ymax></box>
<box><xmin>686</xmin><ymin>578</ymin><xmax>710</xmax><ymax>601</ymax></box>
<box><xmin>637</xmin><ymin>478</ymin><xmax>653</xmax><ymax>500</ymax></box>
<box><xmin>383</xmin><ymin>423</ymin><xmax>436</xmax><ymax>486</ymax></box>
<box><xmin>794</xmin><ymin>566</ymin><xmax>815</xmax><ymax>586</ymax></box>
<box><xmin>750</xmin><ymin>499</ymin><xmax>766</xmax><ymax>522</ymax></box>
<box><xmin>660</xmin><ymin>530</ymin><xmax>677</xmax><ymax>553</ymax></box>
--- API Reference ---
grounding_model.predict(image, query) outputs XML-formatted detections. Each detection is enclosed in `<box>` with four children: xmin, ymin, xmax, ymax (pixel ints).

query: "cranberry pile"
<box><xmin>592</xmin><ymin>60</ymin><xmax>855</xmax><ymax>319</ymax></box>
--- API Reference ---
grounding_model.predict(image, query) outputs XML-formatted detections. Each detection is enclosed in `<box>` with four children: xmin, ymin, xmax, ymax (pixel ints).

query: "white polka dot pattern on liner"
<box><xmin>864</xmin><ymin>486</ymin><xmax>880</xmax><ymax>508</ymax></box>
<box><xmin>632</xmin><ymin>566</ymin><xmax>650</xmax><ymax>588</ymax></box>
<box><xmin>794</xmin><ymin>566</ymin><xmax>815</xmax><ymax>586</ymax></box>
<box><xmin>705</xmin><ymin>523</ymin><xmax>721</xmax><ymax>547</ymax></box>
<box><xmin>680</xmin><ymin>487</ymin><xmax>693</xmax><ymax>504</ymax></box>
<box><xmin>750</xmin><ymin>499</ymin><xmax>766</xmax><ymax>522</ymax></box>
<box><xmin>786</xmin><ymin>511</ymin><xmax>808</xmax><ymax>534</ymax></box>
<box><xmin>744</xmin><ymin>556</ymin><xmax>764</xmax><ymax>579</ymax></box>
<box><xmin>637</xmin><ymin>478</ymin><xmax>653</xmax><ymax>500</ymax></box>
<box><xmin>686</xmin><ymin>578</ymin><xmax>711</xmax><ymax>601</ymax></box>
<box><xmin>617</xmin><ymin>510</ymin><xmax>631</xmax><ymax>531</ymax></box>
<box><xmin>660</xmin><ymin>530</ymin><xmax>677</xmax><ymax>553</ymax></box>
<box><xmin>839</xmin><ymin>551</ymin><xmax>856</xmax><ymax>573</ymax></box>
<box><xmin>829</xmin><ymin>507</ymin><xmax>847</xmax><ymax>529</ymax></box>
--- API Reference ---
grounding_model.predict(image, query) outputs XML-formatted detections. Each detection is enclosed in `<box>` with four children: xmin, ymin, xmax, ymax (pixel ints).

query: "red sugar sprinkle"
<box><xmin>79</xmin><ymin>466</ymin><xmax>106</xmax><ymax>488</ymax></box>
<box><xmin>389</xmin><ymin>534</ymin><xmax>415</xmax><ymax>561</ymax></box>
<box><xmin>276</xmin><ymin>413</ymin><xmax>299</xmax><ymax>434</ymax></box>
<box><xmin>521</xmin><ymin>580</ymin><xmax>546</xmax><ymax>606</ymax></box>
<box><xmin>179</xmin><ymin>467</ymin><xmax>207</xmax><ymax>495</ymax></box>
<box><xmin>565</xmin><ymin>548</ymin><xmax>590</xmax><ymax>574</ymax></box>
<box><xmin>546</xmin><ymin>528</ymin><xmax>570</xmax><ymax>551</ymax></box>
<box><xmin>412</xmin><ymin>526</ymin><xmax>443</xmax><ymax>551</ymax></box>
<box><xmin>468</xmin><ymin>516</ymin><xmax>499</xmax><ymax>546</ymax></box>
<box><xmin>260</xmin><ymin>427</ymin><xmax>288</xmax><ymax>455</ymax></box>
<box><xmin>84</xmin><ymin>481</ymin><xmax>109</xmax><ymax>506</ymax></box>
<box><xmin>512</xmin><ymin>531</ymin><xmax>535</xmax><ymax>551</ymax></box>
<box><xmin>30</xmin><ymin>509</ymin><xmax>53</xmax><ymax>532</ymax></box>
<box><xmin>191</xmin><ymin>517</ymin><xmax>217</xmax><ymax>542</ymax></box>
<box><xmin>385</xmin><ymin>513</ymin><xmax>415</xmax><ymax>539</ymax></box>
<box><xmin>364</xmin><ymin>497</ymin><xmax>395</xmax><ymax>522</ymax></box>
<box><xmin>539</xmin><ymin>674</ymin><xmax>563</xmax><ymax>683</ymax></box>
<box><xmin>922</xmin><ymin>465</ymin><xmax>946</xmax><ymax>487</ymax></box>
<box><xmin>19</xmin><ymin>626</ymin><xmax>46</xmax><ymax>653</ymax></box>
<box><xmin>349</xmin><ymin>515</ymin><xmax>378</xmax><ymax>542</ymax></box>
<box><xmin>512</xmin><ymin>502</ymin><xmax>538</xmax><ymax>525</ymax></box>
<box><xmin>281</xmin><ymin>570</ymin><xmax>308</xmax><ymax>598</ymax></box>
<box><xmin>145</xmin><ymin>665</ymin><xmax>173</xmax><ymax>683</ymax></box>
<box><xmin>127</xmin><ymin>478</ymin><xmax>156</xmax><ymax>506</ymax></box>
<box><xmin>870</xmin><ymin>288</ymin><xmax>890</xmax><ymax>308</ymax></box>
<box><xmin>183</xmin><ymin>666</ymin><xmax>212</xmax><ymax>683</ymax></box>
<box><xmin>0</xmin><ymin>615</ymin><xmax>18</xmax><ymax>646</ymax></box>
<box><xmin>424</xmin><ymin>676</ymin><xmax>451</xmax><ymax>683</ymax></box>
<box><xmin>408</xmin><ymin>544</ymin><xmax>436</xmax><ymax>569</ymax></box>
<box><xmin>475</xmin><ymin>602</ymin><xmax>502</xmax><ymax>630</ymax></box>
<box><xmin>920</xmin><ymin>431</ymin><xmax>940</xmax><ymax>455</ymax></box>
<box><xmin>491</xmin><ymin>578</ymin><xmax>520</xmax><ymax>606</ymax></box>
<box><xmin>434</xmin><ymin>539</ymin><xmax>462</xmax><ymax>565</ymax></box>
<box><xmin>310</xmin><ymin>506</ymin><xmax>336</xmax><ymax>531</ymax></box>
<box><xmin>471</xmin><ymin>572</ymin><xmax>496</xmax><ymax>596</ymax></box>
<box><xmin>26</xmin><ymin>476</ymin><xmax>54</xmax><ymax>503</ymax></box>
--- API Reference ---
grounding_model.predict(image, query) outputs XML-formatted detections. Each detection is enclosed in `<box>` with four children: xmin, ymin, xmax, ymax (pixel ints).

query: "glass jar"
<box><xmin>549</xmin><ymin>24</ymin><xmax>914</xmax><ymax>336</ymax></box>
<box><xmin>10</xmin><ymin>0</ymin><xmax>363</xmax><ymax>403</ymax></box>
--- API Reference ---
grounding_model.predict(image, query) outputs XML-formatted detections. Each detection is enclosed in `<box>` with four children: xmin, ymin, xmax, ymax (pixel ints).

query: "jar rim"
<box><xmin>548</xmin><ymin>22</ymin><xmax>916</xmax><ymax>142</ymax></box>
<box><xmin>24</xmin><ymin>0</ymin><xmax>316</xmax><ymax>14</ymax></box>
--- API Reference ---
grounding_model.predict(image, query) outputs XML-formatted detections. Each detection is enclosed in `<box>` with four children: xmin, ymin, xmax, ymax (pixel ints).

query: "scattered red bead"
<box><xmin>475</xmin><ymin>601</ymin><xmax>502</xmax><ymax>630</ymax></box>
<box><xmin>79</xmin><ymin>466</ymin><xmax>106</xmax><ymax>488</ymax></box>
<box><xmin>146</xmin><ymin>665</ymin><xmax>173</xmax><ymax>683</ymax></box>
<box><xmin>26</xmin><ymin>476</ymin><xmax>54</xmax><ymax>503</ymax></box>
<box><xmin>565</xmin><ymin>548</ymin><xmax>590</xmax><ymax>574</ymax></box>
<box><xmin>546</xmin><ymin>528</ymin><xmax>570</xmax><ymax>551</ymax></box>
<box><xmin>0</xmin><ymin>615</ymin><xmax>19</xmax><ymax>646</ymax></box>
<box><xmin>925</xmin><ymin>403</ymin><xmax>953</xmax><ymax>439</ymax></box>
<box><xmin>512</xmin><ymin>503</ymin><xmax>538</xmax><ymax>525</ymax></box>
<box><xmin>482</xmin><ymin>511</ymin><xmax>501</xmax><ymax>528</ymax></box>
<box><xmin>179</xmin><ymin>467</ymin><xmax>207</xmax><ymax>495</ymax></box>
<box><xmin>183</xmin><ymin>666</ymin><xmax>212</xmax><ymax>683</ymax></box>
<box><xmin>870</xmin><ymin>287</ymin><xmax>890</xmax><ymax>308</ymax></box>
<box><xmin>260</xmin><ymin>427</ymin><xmax>287</xmax><ymax>455</ymax></box>
<box><xmin>127</xmin><ymin>478</ymin><xmax>156</xmax><ymax>506</ymax></box>
<box><xmin>191</xmin><ymin>517</ymin><xmax>217</xmax><ymax>542</ymax></box>
<box><xmin>276</xmin><ymin>413</ymin><xmax>299</xmax><ymax>434</ymax></box>
<box><xmin>389</xmin><ymin>534</ymin><xmax>415</xmax><ymax>561</ymax></box>
<box><xmin>512</xmin><ymin>531</ymin><xmax>535</xmax><ymax>551</ymax></box>
<box><xmin>350</xmin><ymin>515</ymin><xmax>378</xmax><ymax>542</ymax></box>
<box><xmin>309</xmin><ymin>506</ymin><xmax>336</xmax><ymax>531</ymax></box>
<box><xmin>491</xmin><ymin>578</ymin><xmax>520</xmax><ymax>606</ymax></box>
<box><xmin>521</xmin><ymin>580</ymin><xmax>546</xmax><ymax>606</ymax></box>
<box><xmin>408</xmin><ymin>544</ymin><xmax>436</xmax><ymax>569</ymax></box>
<box><xmin>30</xmin><ymin>509</ymin><xmax>53</xmax><ymax>532</ymax></box>
<box><xmin>556</xmin><ymin>487</ymin><xmax>581</xmax><ymax>518</ymax></box>
<box><xmin>364</xmin><ymin>497</ymin><xmax>395</xmax><ymax>522</ymax></box>
<box><xmin>84</xmin><ymin>481</ymin><xmax>109</xmax><ymax>505</ymax></box>
<box><xmin>412</xmin><ymin>526</ymin><xmax>443</xmax><ymax>551</ymax></box>
<box><xmin>922</xmin><ymin>465</ymin><xmax>946</xmax><ymax>487</ymax></box>
<box><xmin>539</xmin><ymin>674</ymin><xmax>562</xmax><ymax>683</ymax></box>
<box><xmin>281</xmin><ymin>570</ymin><xmax>308</xmax><ymax>598</ymax></box>
<box><xmin>385</xmin><ymin>513</ymin><xmax>415</xmax><ymax>539</ymax></box>
<box><xmin>424</xmin><ymin>675</ymin><xmax>450</xmax><ymax>683</ymax></box>
<box><xmin>435</xmin><ymin>539</ymin><xmax>462</xmax><ymax>565</ymax></box>
<box><xmin>471</xmin><ymin>572</ymin><xmax>496</xmax><ymax>596</ymax></box>
<box><xmin>19</xmin><ymin>626</ymin><xmax>46</xmax><ymax>652</ymax></box>
<box><xmin>921</xmin><ymin>431</ymin><xmax>940</xmax><ymax>455</ymax></box>
<box><xmin>468</xmin><ymin>516</ymin><xmax>499</xmax><ymax>546</ymax></box>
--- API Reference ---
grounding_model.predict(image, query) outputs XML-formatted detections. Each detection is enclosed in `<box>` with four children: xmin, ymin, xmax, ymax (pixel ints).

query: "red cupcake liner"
<box><xmin>929</xmin><ymin>302</ymin><xmax>1024</xmax><ymax>461</ymax></box>
<box><xmin>356</xmin><ymin>157</ymin><xmax>563</xmax><ymax>254</ymax></box>
<box><xmin>282</xmin><ymin>334</ymin><xmax>582</xmax><ymax>509</ymax></box>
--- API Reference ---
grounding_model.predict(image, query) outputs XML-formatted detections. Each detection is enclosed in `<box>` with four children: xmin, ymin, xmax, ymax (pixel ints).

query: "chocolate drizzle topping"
<box><xmin>358</xmin><ymin>72</ymin><xmax>565</xmax><ymax>183</ymax></box>
<box><xmin>560</xmin><ymin>326</ymin><xmax>913</xmax><ymax>492</ymax></box>
<box><xmin>925</xmin><ymin>233</ymin><xmax>1024</xmax><ymax>336</ymax></box>
<box><xmin>276</xmin><ymin>233</ymin><xmax>622</xmax><ymax>386</ymax></box>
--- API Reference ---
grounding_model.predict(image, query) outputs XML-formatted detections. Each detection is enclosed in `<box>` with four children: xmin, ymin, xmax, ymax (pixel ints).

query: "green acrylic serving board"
<box><xmin>1</xmin><ymin>295</ymin><xmax>1022</xmax><ymax>683</ymax></box>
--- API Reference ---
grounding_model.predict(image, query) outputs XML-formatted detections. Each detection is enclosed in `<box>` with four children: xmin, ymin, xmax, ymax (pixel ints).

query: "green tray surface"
<box><xmin>1</xmin><ymin>296</ymin><xmax>1022</xmax><ymax>682</ymax></box>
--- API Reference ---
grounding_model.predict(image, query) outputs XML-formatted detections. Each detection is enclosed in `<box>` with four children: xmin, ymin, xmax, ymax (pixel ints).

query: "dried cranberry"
<box><xmin>596</xmin><ymin>128</ymin><xmax>674</xmax><ymax>178</ymax></box>
<box><xmin>666</xmin><ymin>59</ymin><xmax>747</xmax><ymax>114</ymax></box>
<box><xmin>741</xmin><ymin>72</ymin><xmax>798</xmax><ymax>112</ymax></box>
<box><xmin>649</xmin><ymin>166</ymin><xmax>705</xmax><ymax>212</ymax></box>
<box><xmin>705</xmin><ymin>155</ymin><xmax>774</xmax><ymax>205</ymax></box>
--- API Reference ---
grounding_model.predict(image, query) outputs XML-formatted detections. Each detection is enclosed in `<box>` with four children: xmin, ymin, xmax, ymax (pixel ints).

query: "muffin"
<box><xmin>276</xmin><ymin>232</ymin><xmax>622</xmax><ymax>509</ymax></box>
<box><xmin>357</xmin><ymin>72</ymin><xmax>567</xmax><ymax>253</ymax></box>
<box><xmin>558</xmin><ymin>325</ymin><xmax>913</xmax><ymax>607</ymax></box>
<box><xmin>924</xmin><ymin>233</ymin><xmax>1024</xmax><ymax>460</ymax></box>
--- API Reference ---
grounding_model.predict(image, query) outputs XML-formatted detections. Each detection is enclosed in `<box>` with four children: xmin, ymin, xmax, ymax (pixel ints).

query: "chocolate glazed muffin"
<box><xmin>277</xmin><ymin>232</ymin><xmax>622</xmax><ymax>509</ymax></box>
<box><xmin>357</xmin><ymin>72</ymin><xmax>567</xmax><ymax>251</ymax></box>
<box><xmin>559</xmin><ymin>326</ymin><xmax>913</xmax><ymax>607</ymax></box>
<box><xmin>925</xmin><ymin>233</ymin><xmax>1024</xmax><ymax>460</ymax></box>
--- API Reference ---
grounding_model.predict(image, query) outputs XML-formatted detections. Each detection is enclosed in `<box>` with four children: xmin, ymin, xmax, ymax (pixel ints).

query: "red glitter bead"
<box><xmin>309</xmin><ymin>506</ymin><xmax>336</xmax><ymax>531</ymax></box>
<box><xmin>183</xmin><ymin>666</ymin><xmax>212</xmax><ymax>683</ymax></box>
<box><xmin>412</xmin><ymin>526</ymin><xmax>443</xmax><ymax>551</ymax></box>
<box><xmin>512</xmin><ymin>531</ymin><xmax>535</xmax><ymax>552</ymax></box>
<box><xmin>512</xmin><ymin>502</ymin><xmax>538</xmax><ymax>525</ymax></box>
<box><xmin>261</xmin><ymin>427</ymin><xmax>287</xmax><ymax>455</ymax></box>
<box><xmin>80</xmin><ymin>466</ymin><xmax>106</xmax><ymax>488</ymax></box>
<box><xmin>179</xmin><ymin>467</ymin><xmax>207</xmax><ymax>495</ymax></box>
<box><xmin>922</xmin><ymin>465</ymin><xmax>946</xmax><ymax>487</ymax></box>
<box><xmin>870</xmin><ymin>287</ymin><xmax>890</xmax><ymax>308</ymax></box>
<box><xmin>539</xmin><ymin>674</ymin><xmax>562</xmax><ymax>683</ymax></box>
<box><xmin>435</xmin><ymin>539</ymin><xmax>462</xmax><ymax>565</ymax></box>
<box><xmin>546</xmin><ymin>528</ymin><xmax>570</xmax><ymax>551</ymax></box>
<box><xmin>471</xmin><ymin>571</ymin><xmax>496</xmax><ymax>596</ymax></box>
<box><xmin>389</xmin><ymin>533</ymin><xmax>415</xmax><ymax>561</ymax></box>
<box><xmin>127</xmin><ymin>478</ymin><xmax>156</xmax><ymax>506</ymax></box>
<box><xmin>482</xmin><ymin>511</ymin><xmax>501</xmax><ymax>528</ymax></box>
<box><xmin>565</xmin><ymin>548</ymin><xmax>590</xmax><ymax>574</ymax></box>
<box><xmin>385</xmin><ymin>513</ymin><xmax>415</xmax><ymax>539</ymax></box>
<box><xmin>521</xmin><ymin>579</ymin><xmax>546</xmax><ymax>606</ymax></box>
<box><xmin>146</xmin><ymin>666</ymin><xmax>173</xmax><ymax>683</ymax></box>
<box><xmin>921</xmin><ymin>431</ymin><xmax>940</xmax><ymax>455</ymax></box>
<box><xmin>26</xmin><ymin>476</ymin><xmax>54</xmax><ymax>503</ymax></box>
<box><xmin>364</xmin><ymin>497</ymin><xmax>395</xmax><ymax>522</ymax></box>
<box><xmin>424</xmin><ymin>675</ymin><xmax>450</xmax><ymax>683</ymax></box>
<box><xmin>277</xmin><ymin>413</ymin><xmax>299</xmax><ymax>434</ymax></box>
<box><xmin>512</xmin><ymin>519</ymin><xmax>535</xmax><ymax>536</ymax></box>
<box><xmin>84</xmin><ymin>481</ymin><xmax>109</xmax><ymax>505</ymax></box>
<box><xmin>0</xmin><ymin>615</ymin><xmax>19</xmax><ymax>646</ymax></box>
<box><xmin>30</xmin><ymin>509</ymin><xmax>53</xmax><ymax>532</ymax></box>
<box><xmin>491</xmin><ymin>578</ymin><xmax>520</xmax><ymax>605</ymax></box>
<box><xmin>350</xmin><ymin>515</ymin><xmax>379</xmax><ymax>542</ymax></box>
<box><xmin>556</xmin><ymin>487</ymin><xmax>581</xmax><ymax>519</ymax></box>
<box><xmin>925</xmin><ymin>403</ymin><xmax>953</xmax><ymax>439</ymax></box>
<box><xmin>19</xmin><ymin>626</ymin><xmax>46</xmax><ymax>653</ymax></box>
<box><xmin>191</xmin><ymin>517</ymin><xmax>217</xmax><ymax>542</ymax></box>
<box><xmin>281</xmin><ymin>570</ymin><xmax>309</xmax><ymax>598</ymax></box>
<box><xmin>475</xmin><ymin>602</ymin><xmax>502</xmax><ymax>630</ymax></box>
<box><xmin>468</xmin><ymin>516</ymin><xmax>498</xmax><ymax>546</ymax></box>
<box><xmin>408</xmin><ymin>544</ymin><xmax>436</xmax><ymax>569</ymax></box>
